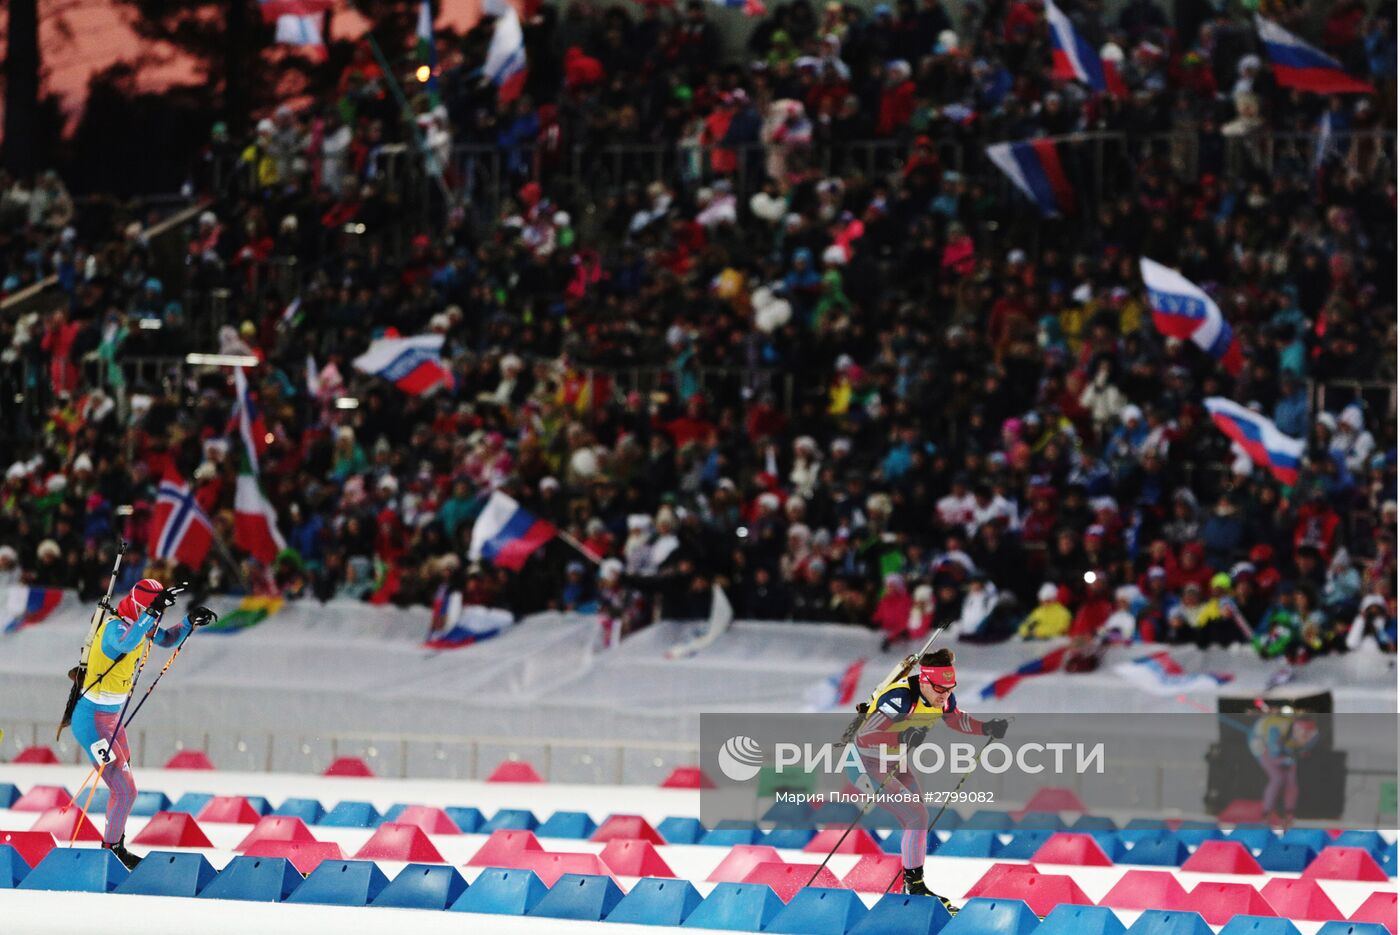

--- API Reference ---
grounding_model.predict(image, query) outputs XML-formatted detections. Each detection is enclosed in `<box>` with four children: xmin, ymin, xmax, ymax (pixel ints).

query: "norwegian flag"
<box><xmin>228</xmin><ymin>366</ymin><xmax>269</xmax><ymax>473</ymax></box>
<box><xmin>150</xmin><ymin>470</ymin><xmax>214</xmax><ymax>570</ymax></box>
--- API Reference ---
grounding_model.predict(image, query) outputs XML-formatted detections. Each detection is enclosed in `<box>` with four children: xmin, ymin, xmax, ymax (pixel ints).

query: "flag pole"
<box><xmin>555</xmin><ymin>529</ymin><xmax>602</xmax><ymax>566</ymax></box>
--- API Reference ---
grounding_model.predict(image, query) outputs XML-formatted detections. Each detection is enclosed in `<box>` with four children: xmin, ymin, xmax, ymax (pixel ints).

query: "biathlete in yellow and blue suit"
<box><xmin>853</xmin><ymin>648</ymin><xmax>1008</xmax><ymax>903</ymax></box>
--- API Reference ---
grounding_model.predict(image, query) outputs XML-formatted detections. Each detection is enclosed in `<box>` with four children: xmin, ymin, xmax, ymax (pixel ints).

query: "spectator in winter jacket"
<box><xmin>873</xmin><ymin>573</ymin><xmax>913</xmax><ymax>646</ymax></box>
<box><xmin>1019</xmin><ymin>583</ymin><xmax>1071</xmax><ymax>640</ymax></box>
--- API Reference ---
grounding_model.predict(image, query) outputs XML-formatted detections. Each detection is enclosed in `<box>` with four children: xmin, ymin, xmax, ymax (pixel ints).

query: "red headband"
<box><xmin>919</xmin><ymin>665</ymin><xmax>957</xmax><ymax>687</ymax></box>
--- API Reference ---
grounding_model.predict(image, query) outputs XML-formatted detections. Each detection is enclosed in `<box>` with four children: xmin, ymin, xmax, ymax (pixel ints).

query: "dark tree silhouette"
<box><xmin>4</xmin><ymin>0</ymin><xmax>42</xmax><ymax>176</ymax></box>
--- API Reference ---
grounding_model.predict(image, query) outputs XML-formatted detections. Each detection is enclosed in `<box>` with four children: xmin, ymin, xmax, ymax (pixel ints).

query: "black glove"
<box><xmin>188</xmin><ymin>606</ymin><xmax>218</xmax><ymax>628</ymax></box>
<box><xmin>880</xmin><ymin>635</ymin><xmax>895</xmax><ymax>653</ymax></box>
<box><xmin>983</xmin><ymin>719</ymin><xmax>1009</xmax><ymax>740</ymax></box>
<box><xmin>149</xmin><ymin>586</ymin><xmax>184</xmax><ymax>612</ymax></box>
<box><xmin>899</xmin><ymin>726</ymin><xmax>928</xmax><ymax>747</ymax></box>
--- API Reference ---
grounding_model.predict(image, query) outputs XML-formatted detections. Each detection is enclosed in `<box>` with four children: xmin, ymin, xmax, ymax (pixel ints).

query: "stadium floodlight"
<box><xmin>335</xmin><ymin>397</ymin><xmax>360</xmax><ymax>409</ymax></box>
<box><xmin>185</xmin><ymin>353</ymin><xmax>260</xmax><ymax>367</ymax></box>
<box><xmin>137</xmin><ymin>318</ymin><xmax>163</xmax><ymax>330</ymax></box>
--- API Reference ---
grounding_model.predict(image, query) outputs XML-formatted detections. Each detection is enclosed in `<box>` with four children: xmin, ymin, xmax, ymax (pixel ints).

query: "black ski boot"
<box><xmin>903</xmin><ymin>868</ymin><xmax>958</xmax><ymax>914</ymax></box>
<box><xmin>103</xmin><ymin>837</ymin><xmax>142</xmax><ymax>870</ymax></box>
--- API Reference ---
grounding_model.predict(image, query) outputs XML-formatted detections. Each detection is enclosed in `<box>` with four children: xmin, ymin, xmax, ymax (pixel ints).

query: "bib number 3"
<box><xmin>89</xmin><ymin>738</ymin><xmax>114</xmax><ymax>766</ymax></box>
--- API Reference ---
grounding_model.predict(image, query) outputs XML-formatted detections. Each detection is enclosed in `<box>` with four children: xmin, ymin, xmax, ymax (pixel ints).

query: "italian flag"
<box><xmin>235</xmin><ymin>466</ymin><xmax>287</xmax><ymax>565</ymax></box>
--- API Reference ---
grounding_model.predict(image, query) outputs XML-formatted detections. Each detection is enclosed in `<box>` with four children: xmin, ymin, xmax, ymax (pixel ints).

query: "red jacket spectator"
<box><xmin>564</xmin><ymin>47</ymin><xmax>605</xmax><ymax>90</ymax></box>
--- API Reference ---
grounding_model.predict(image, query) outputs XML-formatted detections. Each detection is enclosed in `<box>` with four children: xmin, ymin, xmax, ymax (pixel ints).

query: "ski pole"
<box><xmin>58</xmin><ymin>540</ymin><xmax>128</xmax><ymax>740</ymax></box>
<box><xmin>837</xmin><ymin>621</ymin><xmax>956</xmax><ymax>748</ymax></box>
<box><xmin>120</xmin><ymin>627</ymin><xmax>195</xmax><ymax>731</ymax></box>
<box><xmin>71</xmin><ymin>761</ymin><xmax>108</xmax><ymax>847</ymax></box>
<box><xmin>805</xmin><ymin>763</ymin><xmax>901</xmax><ymax>886</ymax></box>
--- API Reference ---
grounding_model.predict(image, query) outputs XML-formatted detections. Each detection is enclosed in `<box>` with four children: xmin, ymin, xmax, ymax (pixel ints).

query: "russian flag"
<box><xmin>1045</xmin><ymin>0</ymin><xmax>1123</xmax><ymax>95</ymax></box>
<box><xmin>1113</xmin><ymin>651</ymin><xmax>1233</xmax><ymax>696</ymax></box>
<box><xmin>1204</xmin><ymin>397</ymin><xmax>1306</xmax><ymax>486</ymax></box>
<box><xmin>1141</xmin><ymin>258</ymin><xmax>1244</xmax><ymax>376</ymax></box>
<box><xmin>3</xmin><ymin>587</ymin><xmax>64</xmax><ymax>634</ymax></box>
<box><xmin>468</xmin><ymin>491</ymin><xmax>557</xmax><ymax>571</ymax></box>
<box><xmin>150</xmin><ymin>470</ymin><xmax>215</xmax><ymax>570</ymax></box>
<box><xmin>424</xmin><ymin>603</ymin><xmax>515</xmax><ymax>649</ymax></box>
<box><xmin>1255</xmin><ymin>15</ymin><xmax>1373</xmax><ymax>95</ymax></box>
<box><xmin>229</xmin><ymin>366</ymin><xmax>269</xmax><ymax>474</ymax></box>
<box><xmin>986</xmin><ymin>139</ymin><xmax>1075</xmax><ymax>217</ymax></box>
<box><xmin>979</xmin><ymin>645</ymin><xmax>1073</xmax><ymax>700</ymax></box>
<box><xmin>352</xmin><ymin>334</ymin><xmax>454</xmax><ymax>396</ymax></box>
<box><xmin>803</xmin><ymin>658</ymin><xmax>867</xmax><ymax>712</ymax></box>
<box><xmin>483</xmin><ymin>0</ymin><xmax>528</xmax><ymax>106</ymax></box>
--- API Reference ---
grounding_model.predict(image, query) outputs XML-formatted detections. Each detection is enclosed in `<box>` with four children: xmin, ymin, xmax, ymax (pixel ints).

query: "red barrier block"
<box><xmin>322</xmin><ymin>756</ymin><xmax>375</xmax><ymax>777</ymax></box>
<box><xmin>466</xmin><ymin>830</ymin><xmax>544</xmax><ymax>867</ymax></box>
<box><xmin>741</xmin><ymin>861</ymin><xmax>842</xmax><ymax>902</ymax></box>
<box><xmin>486</xmin><ymin>761</ymin><xmax>543</xmax><ymax>783</ymax></box>
<box><xmin>1217</xmin><ymin>799</ymin><xmax>1265</xmax><ymax>824</ymax></box>
<box><xmin>353</xmin><ymin>823</ymin><xmax>446</xmax><ymax>863</ymax></box>
<box><xmin>1183</xmin><ymin>881</ymin><xmax>1276</xmax><ymax>926</ymax></box>
<box><xmin>1259</xmin><ymin>878</ymin><xmax>1344</xmax><ymax>921</ymax></box>
<box><xmin>1017</xmin><ymin>787</ymin><xmax>1087</xmax><ymax>816</ymax></box>
<box><xmin>520</xmin><ymin>852</ymin><xmax>617</xmax><ymax>887</ymax></box>
<box><xmin>30</xmin><ymin>806</ymin><xmax>101</xmax><ymax>842</ymax></box>
<box><xmin>1180</xmin><ymin>840</ymin><xmax>1264</xmax><ymax>875</ymax></box>
<box><xmin>965</xmin><ymin>864</ymin><xmax>1042</xmax><ymax>900</ymax></box>
<box><xmin>978</xmin><ymin>872</ymin><xmax>1093</xmax><ymax>917</ymax></box>
<box><xmin>14</xmin><ymin>746</ymin><xmax>59</xmax><ymax>765</ymax></box>
<box><xmin>0</xmin><ymin>831</ymin><xmax>57</xmax><ymax>868</ymax></box>
<box><xmin>801</xmin><ymin>828</ymin><xmax>883</xmax><ymax>856</ymax></box>
<box><xmin>599</xmin><ymin>839</ymin><xmax>675</xmax><ymax>877</ymax></box>
<box><xmin>164</xmin><ymin>750</ymin><xmax>216</xmax><ymax>770</ymax></box>
<box><xmin>196</xmin><ymin>796</ymin><xmax>262</xmax><ymax>825</ymax></box>
<box><xmin>707</xmin><ymin>845</ymin><xmax>784</xmax><ymax>883</ymax></box>
<box><xmin>234</xmin><ymin>816</ymin><xmax>317</xmax><ymax>851</ymax></box>
<box><xmin>133</xmin><ymin>811</ymin><xmax>214</xmax><ymax>848</ymax></box>
<box><xmin>660</xmin><ymin>766</ymin><xmax>715</xmax><ymax>789</ymax></box>
<box><xmin>1301</xmin><ymin>846</ymin><xmax>1389</xmax><ymax>882</ymax></box>
<box><xmin>1031</xmin><ymin>833</ymin><xmax>1115</xmax><ymax>867</ymax></box>
<box><xmin>243</xmin><ymin>840</ymin><xmax>344</xmax><ymax>875</ymax></box>
<box><xmin>591</xmin><ymin>815</ymin><xmax>664</xmax><ymax>845</ymax></box>
<box><xmin>1098</xmin><ymin>869</ymin><xmax>1191</xmax><ymax>911</ymax></box>
<box><xmin>393</xmin><ymin>805</ymin><xmax>462</xmax><ymax>835</ymax></box>
<box><xmin>840</xmin><ymin>854</ymin><xmax>903</xmax><ymax>893</ymax></box>
<box><xmin>12</xmin><ymin>785</ymin><xmax>72</xmax><ymax>812</ymax></box>
<box><xmin>1350</xmin><ymin>892</ymin><xmax>1397</xmax><ymax>934</ymax></box>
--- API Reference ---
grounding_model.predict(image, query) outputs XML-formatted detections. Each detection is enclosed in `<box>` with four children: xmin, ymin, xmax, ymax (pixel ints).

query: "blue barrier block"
<box><xmin>938</xmin><ymin>830</ymin><xmax>1002</xmax><ymax>858</ymax></box>
<box><xmin>272</xmin><ymin>798</ymin><xmax>326</xmax><ymax>824</ymax></box>
<box><xmin>20</xmin><ymin>848</ymin><xmax>127</xmax><ymax>893</ymax></box>
<box><xmin>607</xmin><ymin>877</ymin><xmax>703</xmax><ymax>926</ymax></box>
<box><xmin>657</xmin><ymin>817</ymin><xmax>706</xmax><ymax>845</ymax></box>
<box><xmin>1016</xmin><ymin>812</ymin><xmax>1067</xmax><ymax>831</ymax></box>
<box><xmin>1124</xmin><ymin>818</ymin><xmax>1167</xmax><ymax>831</ymax></box>
<box><xmin>1217</xmin><ymin>918</ymin><xmax>1302</xmax><ymax>935</ymax></box>
<box><xmin>1382</xmin><ymin>842</ymin><xmax>1396</xmax><ymax>877</ymax></box>
<box><xmin>1174</xmin><ymin>828</ymin><xmax>1225</xmax><ymax>848</ymax></box>
<box><xmin>700</xmin><ymin>827</ymin><xmax>765</xmax><ymax>847</ymax></box>
<box><xmin>82</xmin><ymin>786</ymin><xmax>110</xmax><ymax>813</ymax></box>
<box><xmin>169</xmin><ymin>792</ymin><xmax>212</xmax><ymax>815</ymax></box>
<box><xmin>1071</xmin><ymin>815</ymin><xmax>1120</xmax><ymax>831</ymax></box>
<box><xmin>243</xmin><ymin>796</ymin><xmax>271</xmax><ymax>816</ymax></box>
<box><xmin>131</xmin><ymin>791</ymin><xmax>171</xmax><ymax>817</ymax></box>
<box><xmin>762</xmin><ymin>800</ymin><xmax>816</xmax><ymax>829</ymax></box>
<box><xmin>682</xmin><ymin>882</ymin><xmax>785</xmax><ymax>932</ymax></box>
<box><xmin>1279</xmin><ymin>828</ymin><xmax>1332</xmax><ymax>851</ymax></box>
<box><xmin>882</xmin><ymin>830</ymin><xmax>938</xmax><ymax>856</ymax></box>
<box><xmin>962</xmin><ymin>810</ymin><xmax>1014</xmax><ymax>831</ymax></box>
<box><xmin>381</xmin><ymin>804</ymin><xmax>407</xmax><ymax>822</ymax></box>
<box><xmin>1224</xmin><ymin>827</ymin><xmax>1276</xmax><ymax>852</ymax></box>
<box><xmin>1036</xmin><ymin>904</ymin><xmax>1127</xmax><ymax>935</ymax></box>
<box><xmin>480</xmin><ymin>809</ymin><xmax>539</xmax><ymax>833</ymax></box>
<box><xmin>373</xmin><ymin>864</ymin><xmax>469</xmax><ymax>910</ymax></box>
<box><xmin>0</xmin><ymin>783</ymin><xmax>18</xmax><ymax>808</ymax></box>
<box><xmin>116</xmin><ymin>851</ymin><xmax>217</xmax><ymax>897</ymax></box>
<box><xmin>933</xmin><ymin>811</ymin><xmax>963</xmax><ymax>831</ymax></box>
<box><xmin>445</xmin><ymin>807</ymin><xmax>485</xmax><ymax>834</ymax></box>
<box><xmin>764</xmin><ymin>829</ymin><xmax>817</xmax><ymax>849</ymax></box>
<box><xmin>1256</xmin><ymin>841</ymin><xmax>1318</xmax><ymax>873</ymax></box>
<box><xmin>1125</xmin><ymin>910</ymin><xmax>1214</xmax><ymax>935</ymax></box>
<box><xmin>1315</xmin><ymin>924</ymin><xmax>1392</xmax><ymax>935</ymax></box>
<box><xmin>536</xmin><ymin>811</ymin><xmax>597</xmax><ymax>839</ymax></box>
<box><xmin>529</xmin><ymin>873</ymin><xmax>625</xmax><ymax>921</ymax></box>
<box><xmin>766</xmin><ymin>886</ymin><xmax>868</xmax><ymax>934</ymax></box>
<box><xmin>320</xmin><ymin>801</ymin><xmax>381</xmax><ymax>828</ymax></box>
<box><xmin>451</xmin><ymin>868</ymin><xmax>547</xmax><ymax>915</ymax></box>
<box><xmin>942</xmin><ymin>898</ymin><xmax>1041</xmax><ymax>935</ymax></box>
<box><xmin>813</xmin><ymin>802</ymin><xmax>864</xmax><ymax>826</ymax></box>
<box><xmin>0</xmin><ymin>844</ymin><xmax>30</xmax><ymax>888</ymax></box>
<box><xmin>1333</xmin><ymin>830</ymin><xmax>1388</xmax><ymax>859</ymax></box>
<box><xmin>1122</xmin><ymin>835</ymin><xmax>1189</xmax><ymax>867</ymax></box>
<box><xmin>996</xmin><ymin>830</ymin><xmax>1054</xmax><ymax>860</ymax></box>
<box><xmin>1084</xmin><ymin>831</ymin><xmax>1127</xmax><ymax>859</ymax></box>
<box><xmin>849</xmin><ymin>893</ymin><xmax>953</xmax><ymax>935</ymax></box>
<box><xmin>198</xmin><ymin>856</ymin><xmax>302</xmax><ymax>902</ymax></box>
<box><xmin>287</xmin><ymin>860</ymin><xmax>389</xmax><ymax>907</ymax></box>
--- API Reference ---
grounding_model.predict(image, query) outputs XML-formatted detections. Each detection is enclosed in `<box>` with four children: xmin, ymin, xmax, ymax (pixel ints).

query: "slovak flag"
<box><xmin>468</xmin><ymin>491</ymin><xmax>557</xmax><ymax>571</ymax></box>
<box><xmin>1204</xmin><ymin>397</ymin><xmax>1306</xmax><ymax>487</ymax></box>
<box><xmin>986</xmin><ymin>139</ymin><xmax>1075</xmax><ymax>217</ymax></box>
<box><xmin>1045</xmin><ymin>0</ymin><xmax>1125</xmax><ymax>96</ymax></box>
<box><xmin>229</xmin><ymin>366</ymin><xmax>269</xmax><ymax>474</ymax></box>
<box><xmin>1141</xmin><ymin>258</ymin><xmax>1244</xmax><ymax>376</ymax></box>
<box><xmin>3</xmin><ymin>587</ymin><xmax>64</xmax><ymax>634</ymax></box>
<box><xmin>352</xmin><ymin>333</ymin><xmax>454</xmax><ymax>396</ymax></box>
<box><xmin>483</xmin><ymin>0</ymin><xmax>528</xmax><ymax>106</ymax></box>
<box><xmin>150</xmin><ymin>470</ymin><xmax>215</xmax><ymax>570</ymax></box>
<box><xmin>1255</xmin><ymin>15</ymin><xmax>1373</xmax><ymax>95</ymax></box>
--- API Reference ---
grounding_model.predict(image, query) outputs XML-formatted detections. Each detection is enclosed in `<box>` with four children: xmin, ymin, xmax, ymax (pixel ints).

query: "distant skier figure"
<box><xmin>70</xmin><ymin>579</ymin><xmax>214</xmax><ymax>869</ymax></box>
<box><xmin>1249</xmin><ymin>705</ymin><xmax>1319</xmax><ymax>830</ymax></box>
<box><xmin>853</xmin><ymin>648</ymin><xmax>1008</xmax><ymax>909</ymax></box>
